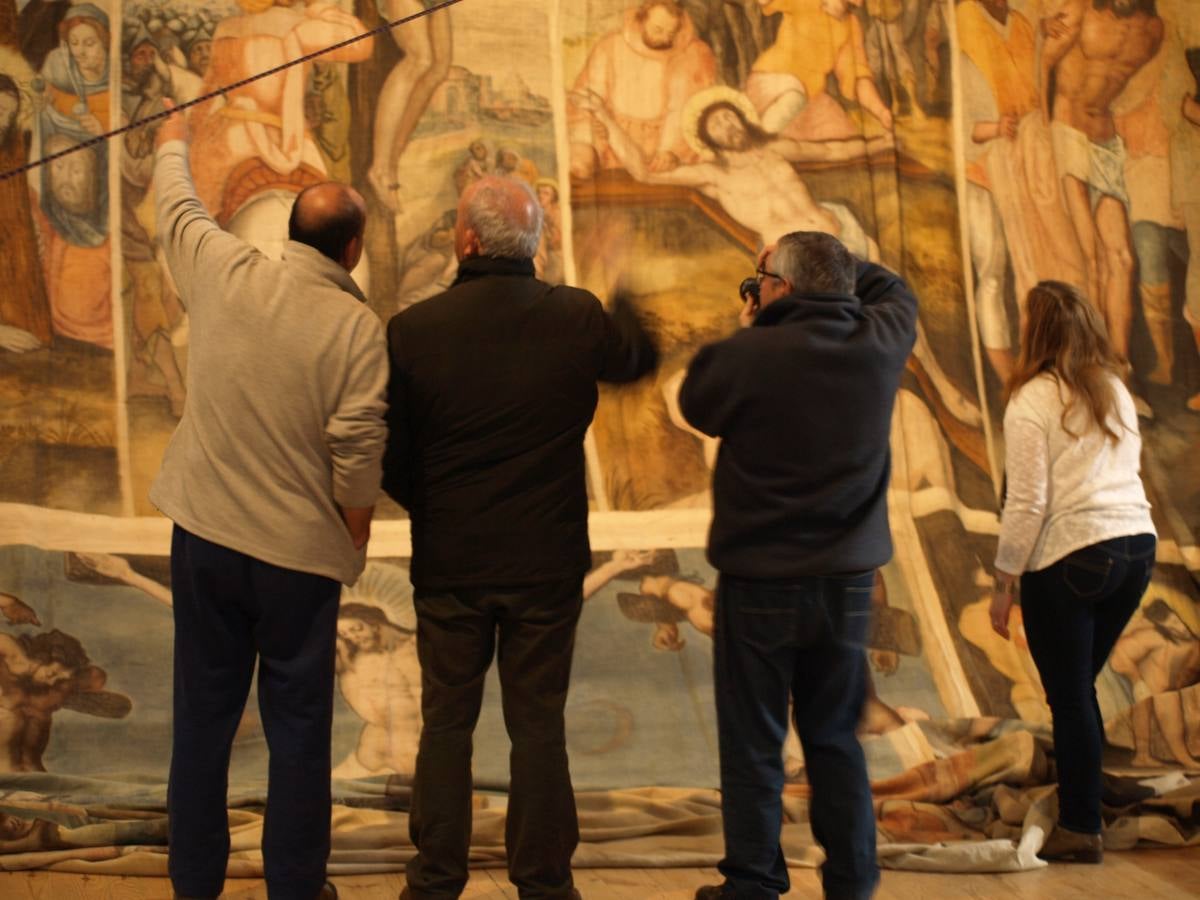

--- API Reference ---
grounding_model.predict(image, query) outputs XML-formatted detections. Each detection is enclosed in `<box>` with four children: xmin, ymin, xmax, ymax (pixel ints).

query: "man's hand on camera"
<box><xmin>738</xmin><ymin>294</ymin><xmax>759</xmax><ymax>328</ymax></box>
<box><xmin>738</xmin><ymin>243</ymin><xmax>776</xmax><ymax>327</ymax></box>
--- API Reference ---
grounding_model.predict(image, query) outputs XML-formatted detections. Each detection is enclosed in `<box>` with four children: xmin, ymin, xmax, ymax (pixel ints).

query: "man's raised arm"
<box><xmin>856</xmin><ymin>260</ymin><xmax>918</xmax><ymax>357</ymax></box>
<box><xmin>153</xmin><ymin>100</ymin><xmax>257</xmax><ymax>305</ymax></box>
<box><xmin>597</xmin><ymin>289</ymin><xmax>660</xmax><ymax>384</ymax></box>
<box><xmin>1039</xmin><ymin>0</ymin><xmax>1085</xmax><ymax>121</ymax></box>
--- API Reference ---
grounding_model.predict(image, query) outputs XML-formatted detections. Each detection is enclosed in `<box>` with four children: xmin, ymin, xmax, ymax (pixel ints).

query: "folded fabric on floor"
<box><xmin>1</xmin><ymin>719</ymin><xmax>1195</xmax><ymax>877</ymax></box>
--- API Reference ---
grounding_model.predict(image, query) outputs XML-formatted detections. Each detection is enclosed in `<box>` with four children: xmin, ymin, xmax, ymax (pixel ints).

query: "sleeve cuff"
<box><xmin>334</xmin><ymin>470</ymin><xmax>382</xmax><ymax>509</ymax></box>
<box><xmin>156</xmin><ymin>139</ymin><xmax>189</xmax><ymax>158</ymax></box>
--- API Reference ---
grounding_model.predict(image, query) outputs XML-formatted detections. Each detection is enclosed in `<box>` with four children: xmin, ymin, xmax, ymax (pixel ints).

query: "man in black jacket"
<box><xmin>383</xmin><ymin>175</ymin><xmax>657</xmax><ymax>900</ymax></box>
<box><xmin>681</xmin><ymin>231</ymin><xmax>917</xmax><ymax>900</ymax></box>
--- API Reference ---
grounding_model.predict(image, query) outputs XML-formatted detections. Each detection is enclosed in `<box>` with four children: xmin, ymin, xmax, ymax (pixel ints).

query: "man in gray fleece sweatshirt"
<box><xmin>150</xmin><ymin>104</ymin><xmax>386</xmax><ymax>900</ymax></box>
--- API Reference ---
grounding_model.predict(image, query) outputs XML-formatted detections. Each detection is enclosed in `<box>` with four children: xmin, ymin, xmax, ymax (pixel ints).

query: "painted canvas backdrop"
<box><xmin>0</xmin><ymin>0</ymin><xmax>1198</xmax><ymax>874</ymax></box>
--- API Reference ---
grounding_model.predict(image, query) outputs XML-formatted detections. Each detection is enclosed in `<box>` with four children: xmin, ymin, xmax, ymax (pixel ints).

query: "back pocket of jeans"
<box><xmin>738</xmin><ymin>607</ymin><xmax>809</xmax><ymax>654</ymax></box>
<box><xmin>1062</xmin><ymin>550</ymin><xmax>1114</xmax><ymax>599</ymax></box>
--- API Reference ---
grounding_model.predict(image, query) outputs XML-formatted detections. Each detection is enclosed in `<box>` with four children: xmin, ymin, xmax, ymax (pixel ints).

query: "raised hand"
<box><xmin>155</xmin><ymin>97</ymin><xmax>189</xmax><ymax>149</ymax></box>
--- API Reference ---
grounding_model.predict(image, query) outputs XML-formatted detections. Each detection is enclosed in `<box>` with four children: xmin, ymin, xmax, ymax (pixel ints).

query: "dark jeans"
<box><xmin>1021</xmin><ymin>533</ymin><xmax>1156</xmax><ymax>834</ymax></box>
<box><xmin>167</xmin><ymin>526</ymin><xmax>341</xmax><ymax>900</ymax></box>
<box><xmin>405</xmin><ymin>577</ymin><xmax>583</xmax><ymax>900</ymax></box>
<box><xmin>713</xmin><ymin>572</ymin><xmax>878</xmax><ymax>900</ymax></box>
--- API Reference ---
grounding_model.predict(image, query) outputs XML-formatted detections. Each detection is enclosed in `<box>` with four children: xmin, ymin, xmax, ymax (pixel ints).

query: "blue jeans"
<box><xmin>713</xmin><ymin>572</ymin><xmax>878</xmax><ymax>900</ymax></box>
<box><xmin>1021</xmin><ymin>533</ymin><xmax>1156</xmax><ymax>834</ymax></box>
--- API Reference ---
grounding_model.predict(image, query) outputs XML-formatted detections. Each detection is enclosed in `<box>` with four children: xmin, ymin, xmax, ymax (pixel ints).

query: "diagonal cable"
<box><xmin>0</xmin><ymin>0</ymin><xmax>465</xmax><ymax>182</ymax></box>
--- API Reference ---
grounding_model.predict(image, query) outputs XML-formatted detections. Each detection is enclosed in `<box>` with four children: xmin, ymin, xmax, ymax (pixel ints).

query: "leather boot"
<box><xmin>1038</xmin><ymin>825</ymin><xmax>1103</xmax><ymax>863</ymax></box>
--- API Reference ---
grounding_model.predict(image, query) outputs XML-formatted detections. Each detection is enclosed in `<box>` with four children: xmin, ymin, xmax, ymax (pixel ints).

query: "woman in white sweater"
<box><xmin>990</xmin><ymin>281</ymin><xmax>1156</xmax><ymax>865</ymax></box>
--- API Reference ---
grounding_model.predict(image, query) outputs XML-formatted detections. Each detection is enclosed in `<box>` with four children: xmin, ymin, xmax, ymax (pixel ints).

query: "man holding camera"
<box><xmin>680</xmin><ymin>232</ymin><xmax>917</xmax><ymax>900</ymax></box>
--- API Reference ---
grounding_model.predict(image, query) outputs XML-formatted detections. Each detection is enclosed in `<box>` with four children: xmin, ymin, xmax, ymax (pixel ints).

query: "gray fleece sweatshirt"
<box><xmin>149</xmin><ymin>140</ymin><xmax>387</xmax><ymax>585</ymax></box>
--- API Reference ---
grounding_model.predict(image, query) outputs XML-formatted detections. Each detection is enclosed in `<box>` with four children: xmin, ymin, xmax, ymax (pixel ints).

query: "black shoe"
<box><xmin>695</xmin><ymin>886</ymin><xmax>735</xmax><ymax>899</ymax></box>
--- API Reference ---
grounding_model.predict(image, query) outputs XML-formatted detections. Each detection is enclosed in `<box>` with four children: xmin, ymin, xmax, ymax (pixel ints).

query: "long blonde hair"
<box><xmin>1005</xmin><ymin>281</ymin><xmax>1130</xmax><ymax>441</ymax></box>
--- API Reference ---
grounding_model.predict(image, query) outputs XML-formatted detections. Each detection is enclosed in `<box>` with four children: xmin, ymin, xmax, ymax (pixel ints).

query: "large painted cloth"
<box><xmin>0</xmin><ymin>0</ymin><xmax>1198</xmax><ymax>876</ymax></box>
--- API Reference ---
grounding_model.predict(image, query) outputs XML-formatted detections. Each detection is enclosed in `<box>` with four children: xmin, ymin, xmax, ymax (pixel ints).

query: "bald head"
<box><xmin>456</xmin><ymin>175</ymin><xmax>544</xmax><ymax>262</ymax></box>
<box><xmin>288</xmin><ymin>182</ymin><xmax>367</xmax><ymax>271</ymax></box>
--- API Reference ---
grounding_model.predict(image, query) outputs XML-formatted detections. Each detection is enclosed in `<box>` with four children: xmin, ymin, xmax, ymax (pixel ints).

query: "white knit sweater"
<box><xmin>994</xmin><ymin>372</ymin><xmax>1155</xmax><ymax>575</ymax></box>
<box><xmin>150</xmin><ymin>141</ymin><xmax>388</xmax><ymax>585</ymax></box>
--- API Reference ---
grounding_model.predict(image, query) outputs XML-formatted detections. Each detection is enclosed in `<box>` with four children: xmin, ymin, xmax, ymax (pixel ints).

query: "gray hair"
<box><xmin>770</xmin><ymin>231</ymin><xmax>856</xmax><ymax>295</ymax></box>
<box><xmin>465</xmin><ymin>176</ymin><xmax>544</xmax><ymax>259</ymax></box>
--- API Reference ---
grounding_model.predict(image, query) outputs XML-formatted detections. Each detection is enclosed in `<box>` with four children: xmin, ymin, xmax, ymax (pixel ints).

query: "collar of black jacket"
<box><xmin>454</xmin><ymin>255</ymin><xmax>536</xmax><ymax>284</ymax></box>
<box><xmin>753</xmin><ymin>291</ymin><xmax>861</xmax><ymax>327</ymax></box>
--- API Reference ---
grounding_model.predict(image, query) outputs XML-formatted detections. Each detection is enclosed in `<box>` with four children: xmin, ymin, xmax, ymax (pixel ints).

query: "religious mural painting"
<box><xmin>0</xmin><ymin>542</ymin><xmax>950</xmax><ymax>790</ymax></box>
<box><xmin>332</xmin><ymin>558</ymin><xmax>421</xmax><ymax>778</ymax></box>
<box><xmin>119</xmin><ymin>0</ymin><xmax>228</xmax><ymax>511</ymax></box>
<box><xmin>346</xmin><ymin>0</ymin><xmax>560</xmax><ymax>312</ymax></box>
<box><xmin>117</xmin><ymin>0</ymin><xmax>377</xmax><ymax>510</ymax></box>
<box><xmin>563</xmin><ymin>0</ymin><xmax>985</xmax><ymax>521</ymax></box>
<box><xmin>0</xmin><ymin>546</ymin><xmax>154</xmax><ymax>776</ymax></box>
<box><xmin>0</xmin><ymin>0</ymin><xmax>121</xmax><ymax>514</ymax></box>
<box><xmin>1103</xmin><ymin>562</ymin><xmax>1200</xmax><ymax>770</ymax></box>
<box><xmin>954</xmin><ymin>0</ymin><xmax>1200</xmax><ymax>749</ymax></box>
<box><xmin>0</xmin><ymin>0</ymin><xmax>1196</xmax><ymax>870</ymax></box>
<box><xmin>957</xmin><ymin>0</ymin><xmax>1200</xmax><ymax>537</ymax></box>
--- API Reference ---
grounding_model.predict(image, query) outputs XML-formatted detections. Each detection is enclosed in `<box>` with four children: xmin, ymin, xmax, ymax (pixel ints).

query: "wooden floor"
<box><xmin>2</xmin><ymin>851</ymin><xmax>1198</xmax><ymax>900</ymax></box>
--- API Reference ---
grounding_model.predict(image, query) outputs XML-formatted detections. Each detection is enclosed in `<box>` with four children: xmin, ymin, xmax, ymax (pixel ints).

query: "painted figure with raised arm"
<box><xmin>1042</xmin><ymin>0</ymin><xmax>1162</xmax><ymax>394</ymax></box>
<box><xmin>367</xmin><ymin>0</ymin><xmax>452</xmax><ymax>209</ymax></box>
<box><xmin>334</xmin><ymin>602</ymin><xmax>422</xmax><ymax>776</ymax></box>
<box><xmin>188</xmin><ymin>0</ymin><xmax>374</xmax><ymax>226</ymax></box>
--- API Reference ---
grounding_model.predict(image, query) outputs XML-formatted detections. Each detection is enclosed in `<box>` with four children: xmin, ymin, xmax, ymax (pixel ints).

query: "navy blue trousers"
<box><xmin>713</xmin><ymin>572</ymin><xmax>878</xmax><ymax>900</ymax></box>
<box><xmin>167</xmin><ymin>525</ymin><xmax>341</xmax><ymax>900</ymax></box>
<box><xmin>1021</xmin><ymin>533</ymin><xmax>1156</xmax><ymax>834</ymax></box>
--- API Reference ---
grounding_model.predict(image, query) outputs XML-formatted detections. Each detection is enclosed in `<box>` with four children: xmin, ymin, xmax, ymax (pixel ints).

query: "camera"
<box><xmin>739</xmin><ymin>277</ymin><xmax>760</xmax><ymax>305</ymax></box>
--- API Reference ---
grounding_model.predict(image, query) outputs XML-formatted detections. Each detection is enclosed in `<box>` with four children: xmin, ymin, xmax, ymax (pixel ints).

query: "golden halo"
<box><xmin>682</xmin><ymin>86</ymin><xmax>761</xmax><ymax>156</ymax></box>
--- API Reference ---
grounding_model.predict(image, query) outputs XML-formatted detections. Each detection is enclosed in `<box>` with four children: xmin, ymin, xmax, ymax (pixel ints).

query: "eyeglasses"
<box><xmin>755</xmin><ymin>267</ymin><xmax>784</xmax><ymax>284</ymax></box>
